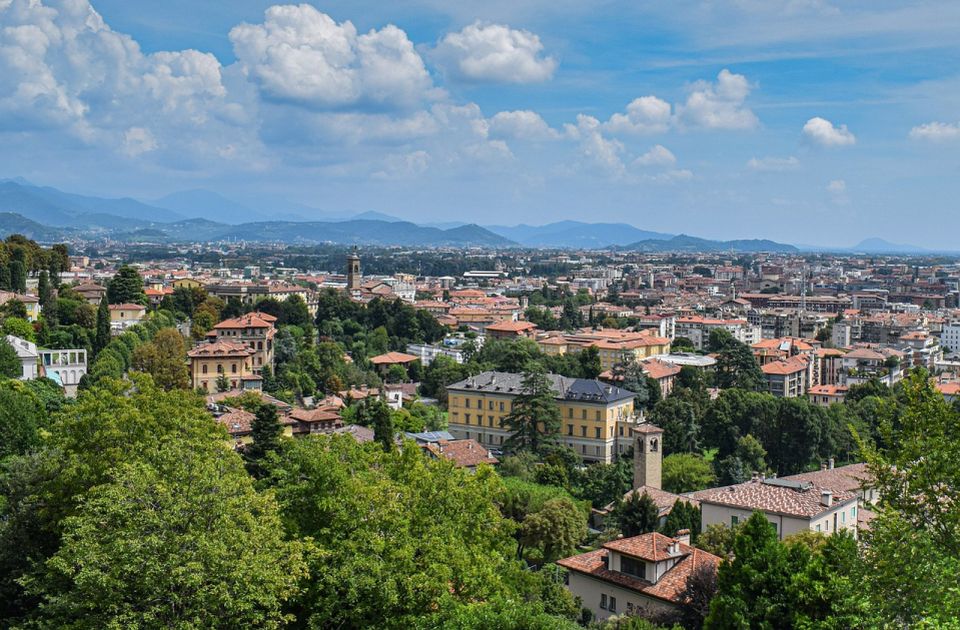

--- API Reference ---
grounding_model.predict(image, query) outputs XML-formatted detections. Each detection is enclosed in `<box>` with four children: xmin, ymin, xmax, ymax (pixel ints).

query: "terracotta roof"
<box><xmin>761</xmin><ymin>355</ymin><xmax>809</xmax><ymax>376</ymax></box>
<box><xmin>289</xmin><ymin>408</ymin><xmax>342</xmax><ymax>423</ymax></box>
<box><xmin>557</xmin><ymin>533</ymin><xmax>721</xmax><ymax>606</ymax></box>
<box><xmin>694</xmin><ymin>478</ymin><xmax>855</xmax><ymax>519</ymax></box>
<box><xmin>844</xmin><ymin>348</ymin><xmax>885</xmax><ymax>361</ymax></box>
<box><xmin>808</xmin><ymin>385</ymin><xmax>848</xmax><ymax>396</ymax></box>
<box><xmin>422</xmin><ymin>439</ymin><xmax>498</xmax><ymax>468</ymax></box>
<box><xmin>616</xmin><ymin>486</ymin><xmax>698</xmax><ymax>516</ymax></box>
<box><xmin>214</xmin><ymin>312</ymin><xmax>277</xmax><ymax>329</ymax></box>
<box><xmin>781</xmin><ymin>463</ymin><xmax>873</xmax><ymax>495</ymax></box>
<box><xmin>217</xmin><ymin>409</ymin><xmax>256</xmax><ymax>435</ymax></box>
<box><xmin>187</xmin><ymin>340</ymin><xmax>255</xmax><ymax>358</ymax></box>
<box><xmin>108</xmin><ymin>303</ymin><xmax>146</xmax><ymax>311</ymax></box>
<box><xmin>485</xmin><ymin>320</ymin><xmax>538</xmax><ymax>333</ymax></box>
<box><xmin>640</xmin><ymin>358</ymin><xmax>682</xmax><ymax>381</ymax></box>
<box><xmin>369</xmin><ymin>351</ymin><xmax>419</xmax><ymax>365</ymax></box>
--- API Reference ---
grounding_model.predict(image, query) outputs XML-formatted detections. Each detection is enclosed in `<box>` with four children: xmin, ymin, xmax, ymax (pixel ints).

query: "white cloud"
<box><xmin>433</xmin><ymin>22</ymin><xmax>557</xmax><ymax>83</ymax></box>
<box><xmin>746</xmin><ymin>156</ymin><xmax>800</xmax><ymax>171</ymax></box>
<box><xmin>634</xmin><ymin>144</ymin><xmax>677</xmax><ymax>167</ymax></box>
<box><xmin>565</xmin><ymin>114</ymin><xmax>626</xmax><ymax>177</ymax></box>
<box><xmin>827</xmin><ymin>179</ymin><xmax>846</xmax><ymax>193</ymax></box>
<box><xmin>373</xmin><ymin>150</ymin><xmax>430</xmax><ymax>179</ymax></box>
<box><xmin>123</xmin><ymin>127</ymin><xmax>158</xmax><ymax>156</ymax></box>
<box><xmin>488</xmin><ymin>110</ymin><xmax>560</xmax><ymax>140</ymax></box>
<box><xmin>803</xmin><ymin>117</ymin><xmax>855</xmax><ymax>146</ymax></box>
<box><xmin>229</xmin><ymin>5</ymin><xmax>437</xmax><ymax>109</ymax></box>
<box><xmin>604</xmin><ymin>96</ymin><xmax>672</xmax><ymax>135</ymax></box>
<box><xmin>675</xmin><ymin>69</ymin><xmax>758</xmax><ymax>130</ymax></box>
<box><xmin>909</xmin><ymin>121</ymin><xmax>960</xmax><ymax>142</ymax></box>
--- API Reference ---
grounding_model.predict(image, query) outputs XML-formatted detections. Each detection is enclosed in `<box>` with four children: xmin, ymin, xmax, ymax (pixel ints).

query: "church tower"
<box><xmin>346</xmin><ymin>249</ymin><xmax>361</xmax><ymax>291</ymax></box>
<box><xmin>633</xmin><ymin>424</ymin><xmax>663</xmax><ymax>490</ymax></box>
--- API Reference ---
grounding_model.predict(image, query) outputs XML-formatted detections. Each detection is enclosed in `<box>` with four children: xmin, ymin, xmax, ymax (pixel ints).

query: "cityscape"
<box><xmin>1</xmin><ymin>1</ymin><xmax>959</xmax><ymax>628</ymax></box>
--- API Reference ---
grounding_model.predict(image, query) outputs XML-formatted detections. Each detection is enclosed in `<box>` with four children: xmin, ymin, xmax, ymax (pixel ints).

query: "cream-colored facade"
<box><xmin>446</xmin><ymin>371</ymin><xmax>638</xmax><ymax>463</ymax></box>
<box><xmin>536</xmin><ymin>329</ymin><xmax>671</xmax><ymax>372</ymax></box>
<box><xmin>187</xmin><ymin>340</ymin><xmax>259</xmax><ymax>392</ymax></box>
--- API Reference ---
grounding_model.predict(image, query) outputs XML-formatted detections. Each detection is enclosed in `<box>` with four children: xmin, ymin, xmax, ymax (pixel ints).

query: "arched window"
<box><xmin>650</xmin><ymin>438</ymin><xmax>659</xmax><ymax>452</ymax></box>
<box><xmin>202</xmin><ymin>364</ymin><xmax>208</xmax><ymax>374</ymax></box>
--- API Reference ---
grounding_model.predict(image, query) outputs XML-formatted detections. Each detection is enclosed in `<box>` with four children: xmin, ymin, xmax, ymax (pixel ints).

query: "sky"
<box><xmin>1</xmin><ymin>0</ymin><xmax>959</xmax><ymax>247</ymax></box>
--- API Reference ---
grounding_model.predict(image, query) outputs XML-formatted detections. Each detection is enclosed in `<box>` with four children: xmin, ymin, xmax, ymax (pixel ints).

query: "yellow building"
<box><xmin>187</xmin><ymin>339</ymin><xmax>261</xmax><ymax>392</ymax></box>
<box><xmin>536</xmin><ymin>328</ymin><xmax>672</xmax><ymax>372</ymax></box>
<box><xmin>172</xmin><ymin>278</ymin><xmax>204</xmax><ymax>289</ymax></box>
<box><xmin>446</xmin><ymin>371</ymin><xmax>640</xmax><ymax>463</ymax></box>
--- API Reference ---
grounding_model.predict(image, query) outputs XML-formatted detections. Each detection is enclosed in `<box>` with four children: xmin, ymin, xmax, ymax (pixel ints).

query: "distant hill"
<box><xmin>207</xmin><ymin>220</ymin><xmax>514</xmax><ymax>247</ymax></box>
<box><xmin>623</xmin><ymin>234</ymin><xmax>798</xmax><ymax>253</ymax></box>
<box><xmin>850</xmin><ymin>237</ymin><xmax>927</xmax><ymax>254</ymax></box>
<box><xmin>0</xmin><ymin>212</ymin><xmax>71</xmax><ymax>241</ymax></box>
<box><xmin>351</xmin><ymin>211</ymin><xmax>405</xmax><ymax>223</ymax></box>
<box><xmin>152</xmin><ymin>189</ymin><xmax>266</xmax><ymax>224</ymax></box>
<box><xmin>0</xmin><ymin>180</ymin><xmax>181</xmax><ymax>226</ymax></box>
<box><xmin>486</xmin><ymin>221</ymin><xmax>674</xmax><ymax>248</ymax></box>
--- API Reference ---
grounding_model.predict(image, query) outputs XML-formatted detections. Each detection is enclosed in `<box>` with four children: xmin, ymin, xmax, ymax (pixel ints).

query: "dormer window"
<box><xmin>620</xmin><ymin>556</ymin><xmax>647</xmax><ymax>580</ymax></box>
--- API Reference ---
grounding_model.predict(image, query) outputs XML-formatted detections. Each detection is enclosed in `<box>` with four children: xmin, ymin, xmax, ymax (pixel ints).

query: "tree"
<box><xmin>2</xmin><ymin>317</ymin><xmax>35</xmax><ymax>342</ymax></box>
<box><xmin>38</xmin><ymin>270</ymin><xmax>57</xmax><ymax>326</ymax></box>
<box><xmin>614</xmin><ymin>361</ymin><xmax>661</xmax><ymax>411</ymax></box>
<box><xmin>0</xmin><ymin>380</ymin><xmax>46</xmax><ymax>459</ymax></box>
<box><xmin>660</xmin><ymin>499</ymin><xmax>702</xmax><ymax>542</ymax></box>
<box><xmin>518</xmin><ymin>497</ymin><xmax>587</xmax><ymax>563</ymax></box>
<box><xmin>130</xmin><ymin>328</ymin><xmax>189</xmax><ymax>390</ymax></box>
<box><xmin>191</xmin><ymin>309</ymin><xmax>216</xmax><ymax>340</ymax></box>
<box><xmin>94</xmin><ymin>296</ymin><xmax>111</xmax><ymax>355</ymax></box>
<box><xmin>0</xmin><ymin>337</ymin><xmax>21</xmax><ymax>378</ymax></box>
<box><xmin>714</xmin><ymin>434</ymin><xmax>767</xmax><ymax>485</ymax></box>
<box><xmin>503</xmin><ymin>364</ymin><xmax>561</xmax><ymax>455</ymax></box>
<box><xmin>25</xmin><ymin>441</ymin><xmax>304</xmax><ymax>628</ymax></box>
<box><xmin>696</xmin><ymin>523</ymin><xmax>739</xmax><ymax>559</ymax></box>
<box><xmin>614</xmin><ymin>490</ymin><xmax>659</xmax><ymax>537</ymax></box>
<box><xmin>8</xmin><ymin>260</ymin><xmax>26</xmax><ymax>293</ymax></box>
<box><xmin>216</xmin><ymin>373</ymin><xmax>231</xmax><ymax>392</ymax></box>
<box><xmin>662</xmin><ymin>453</ymin><xmax>715</xmax><ymax>493</ymax></box>
<box><xmin>577</xmin><ymin>346</ymin><xmax>602</xmax><ymax>379</ymax></box>
<box><xmin>650</xmin><ymin>395</ymin><xmax>702</xmax><ymax>454</ymax></box>
<box><xmin>714</xmin><ymin>334</ymin><xmax>763</xmax><ymax>391</ymax></box>
<box><xmin>245</xmin><ymin>403</ymin><xmax>284</xmax><ymax>477</ymax></box>
<box><xmin>857</xmin><ymin>371</ymin><xmax>960</xmax><ymax>624</ymax></box>
<box><xmin>106</xmin><ymin>265</ymin><xmax>145</xmax><ymax>305</ymax></box>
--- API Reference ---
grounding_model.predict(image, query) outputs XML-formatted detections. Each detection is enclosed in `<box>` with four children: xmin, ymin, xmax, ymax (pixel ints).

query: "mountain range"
<box><xmin>0</xmin><ymin>180</ymin><xmax>933</xmax><ymax>253</ymax></box>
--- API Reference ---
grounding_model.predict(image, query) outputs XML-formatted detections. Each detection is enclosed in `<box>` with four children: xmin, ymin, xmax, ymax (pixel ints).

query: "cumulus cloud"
<box><xmin>909</xmin><ymin>121</ymin><xmax>960</xmax><ymax>142</ymax></box>
<box><xmin>488</xmin><ymin>110</ymin><xmax>560</xmax><ymax>140</ymax></box>
<box><xmin>433</xmin><ymin>22</ymin><xmax>557</xmax><ymax>83</ymax></box>
<box><xmin>604</xmin><ymin>96</ymin><xmax>672</xmax><ymax>135</ymax></box>
<box><xmin>803</xmin><ymin>117</ymin><xmax>856</xmax><ymax>146</ymax></box>
<box><xmin>675</xmin><ymin>69</ymin><xmax>758</xmax><ymax>130</ymax></box>
<box><xmin>373</xmin><ymin>150</ymin><xmax>430</xmax><ymax>179</ymax></box>
<box><xmin>746</xmin><ymin>156</ymin><xmax>800</xmax><ymax>171</ymax></box>
<box><xmin>634</xmin><ymin>145</ymin><xmax>677</xmax><ymax>167</ymax></box>
<box><xmin>0</xmin><ymin>0</ymin><xmax>254</xmax><ymax>163</ymax></box>
<box><xmin>565</xmin><ymin>114</ymin><xmax>627</xmax><ymax>177</ymax></box>
<box><xmin>230</xmin><ymin>5</ymin><xmax>437</xmax><ymax>110</ymax></box>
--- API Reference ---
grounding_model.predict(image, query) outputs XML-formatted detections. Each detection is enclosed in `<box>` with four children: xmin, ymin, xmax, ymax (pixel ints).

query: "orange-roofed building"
<box><xmin>212</xmin><ymin>311</ymin><xmax>277</xmax><ymax>372</ymax></box>
<box><xmin>485</xmin><ymin>320</ymin><xmax>538</xmax><ymax>340</ymax></box>
<box><xmin>557</xmin><ymin>531</ymin><xmax>720</xmax><ymax>621</ymax></box>
<box><xmin>760</xmin><ymin>354</ymin><xmax>811</xmax><ymax>398</ymax></box>
<box><xmin>187</xmin><ymin>340</ymin><xmax>260</xmax><ymax>392</ymax></box>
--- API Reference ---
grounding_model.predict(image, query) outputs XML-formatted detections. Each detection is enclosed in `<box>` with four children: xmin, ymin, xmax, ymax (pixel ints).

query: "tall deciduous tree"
<box><xmin>662</xmin><ymin>452</ymin><xmax>715</xmax><ymax>493</ymax></box>
<box><xmin>503</xmin><ymin>364</ymin><xmax>561</xmax><ymax>456</ymax></box>
<box><xmin>518</xmin><ymin>497</ymin><xmax>587</xmax><ymax>563</ymax></box>
<box><xmin>614</xmin><ymin>490</ymin><xmax>659</xmax><ymax>537</ymax></box>
<box><xmin>131</xmin><ymin>328</ymin><xmax>189</xmax><ymax>391</ymax></box>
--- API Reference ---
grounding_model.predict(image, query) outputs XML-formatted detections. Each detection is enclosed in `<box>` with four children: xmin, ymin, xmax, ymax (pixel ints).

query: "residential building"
<box><xmin>405</xmin><ymin>342</ymin><xmax>467</xmax><ymax>365</ymax></box>
<box><xmin>39</xmin><ymin>348</ymin><xmax>87</xmax><ymax>396</ymax></box>
<box><xmin>537</xmin><ymin>328</ymin><xmax>671</xmax><ymax>372</ymax></box>
<box><xmin>0</xmin><ymin>292</ymin><xmax>41</xmax><ymax>321</ymax></box>
<box><xmin>369</xmin><ymin>351</ymin><xmax>419</xmax><ymax>376</ymax></box>
<box><xmin>557</xmin><ymin>531</ymin><xmax>720</xmax><ymax>622</ymax></box>
<box><xmin>109</xmin><ymin>303</ymin><xmax>146</xmax><ymax>332</ymax></box>
<box><xmin>807</xmin><ymin>384</ymin><xmax>848</xmax><ymax>406</ymax></box>
<box><xmin>4</xmin><ymin>335</ymin><xmax>38</xmax><ymax>380</ymax></box>
<box><xmin>446</xmin><ymin>371</ymin><xmax>638</xmax><ymax>463</ymax></box>
<box><xmin>674</xmin><ymin>316</ymin><xmax>761</xmax><ymax>350</ymax></box>
<box><xmin>760</xmin><ymin>355</ymin><xmax>811</xmax><ymax>398</ymax></box>
<box><xmin>211</xmin><ymin>311</ymin><xmax>276</xmax><ymax>372</ymax></box>
<box><xmin>187</xmin><ymin>339</ymin><xmax>261</xmax><ymax>392</ymax></box>
<box><xmin>695</xmin><ymin>476</ymin><xmax>859</xmax><ymax>539</ymax></box>
<box><xmin>485</xmin><ymin>320</ymin><xmax>538</xmax><ymax>340</ymax></box>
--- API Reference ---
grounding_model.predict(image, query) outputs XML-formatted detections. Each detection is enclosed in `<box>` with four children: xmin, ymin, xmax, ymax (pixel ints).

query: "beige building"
<box><xmin>211</xmin><ymin>311</ymin><xmax>276</xmax><ymax>372</ymax></box>
<box><xmin>695</xmin><ymin>476</ymin><xmax>859</xmax><ymax>539</ymax></box>
<box><xmin>537</xmin><ymin>328</ymin><xmax>671</xmax><ymax>372</ymax></box>
<box><xmin>187</xmin><ymin>339</ymin><xmax>261</xmax><ymax>392</ymax></box>
<box><xmin>109</xmin><ymin>303</ymin><xmax>146</xmax><ymax>332</ymax></box>
<box><xmin>760</xmin><ymin>355</ymin><xmax>810</xmax><ymax>398</ymax></box>
<box><xmin>558</xmin><ymin>531</ymin><xmax>720</xmax><ymax>622</ymax></box>
<box><xmin>446</xmin><ymin>371</ymin><xmax>638</xmax><ymax>463</ymax></box>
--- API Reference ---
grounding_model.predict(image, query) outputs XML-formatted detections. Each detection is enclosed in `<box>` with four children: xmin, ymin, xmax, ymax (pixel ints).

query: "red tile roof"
<box><xmin>694</xmin><ymin>478</ymin><xmax>855</xmax><ymax>519</ymax></box>
<box><xmin>213</xmin><ymin>312</ymin><xmax>277</xmax><ymax>329</ymax></box>
<box><xmin>422</xmin><ymin>439</ymin><xmax>498</xmax><ymax>468</ymax></box>
<box><xmin>187</xmin><ymin>340</ymin><xmax>255</xmax><ymax>358</ymax></box>
<box><xmin>369</xmin><ymin>351</ymin><xmax>419</xmax><ymax>365</ymax></box>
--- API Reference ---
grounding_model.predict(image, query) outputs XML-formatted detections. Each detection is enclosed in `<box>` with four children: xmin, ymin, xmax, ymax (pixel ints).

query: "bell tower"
<box><xmin>633</xmin><ymin>424</ymin><xmax>663</xmax><ymax>490</ymax></box>
<box><xmin>346</xmin><ymin>249</ymin><xmax>361</xmax><ymax>291</ymax></box>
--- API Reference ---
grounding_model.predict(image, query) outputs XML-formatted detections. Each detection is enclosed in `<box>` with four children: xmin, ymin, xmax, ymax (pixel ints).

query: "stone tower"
<box><xmin>346</xmin><ymin>249</ymin><xmax>361</xmax><ymax>292</ymax></box>
<box><xmin>633</xmin><ymin>424</ymin><xmax>664</xmax><ymax>490</ymax></box>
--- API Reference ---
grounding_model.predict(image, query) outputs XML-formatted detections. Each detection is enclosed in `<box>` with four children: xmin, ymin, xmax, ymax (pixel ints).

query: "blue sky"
<box><xmin>1</xmin><ymin>0</ymin><xmax>959</xmax><ymax>247</ymax></box>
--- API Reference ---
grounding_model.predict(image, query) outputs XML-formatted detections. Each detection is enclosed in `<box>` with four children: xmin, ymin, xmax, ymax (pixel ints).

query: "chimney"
<box><xmin>821</xmin><ymin>461</ymin><xmax>828</xmax><ymax>471</ymax></box>
<box><xmin>675</xmin><ymin>529</ymin><xmax>691</xmax><ymax>546</ymax></box>
<box><xmin>821</xmin><ymin>490</ymin><xmax>833</xmax><ymax>507</ymax></box>
<box><xmin>751</xmin><ymin>471</ymin><xmax>760</xmax><ymax>482</ymax></box>
<box><xmin>828</xmin><ymin>458</ymin><xmax>835</xmax><ymax>470</ymax></box>
<box><xmin>668</xmin><ymin>540</ymin><xmax>680</xmax><ymax>556</ymax></box>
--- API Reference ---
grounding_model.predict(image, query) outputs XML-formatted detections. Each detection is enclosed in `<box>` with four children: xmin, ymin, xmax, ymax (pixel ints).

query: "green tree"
<box><xmin>94</xmin><ymin>296</ymin><xmax>111</xmax><ymax>355</ymax></box>
<box><xmin>662</xmin><ymin>452</ymin><xmax>715</xmax><ymax>493</ymax></box>
<box><xmin>37</xmin><ymin>270</ymin><xmax>57</xmax><ymax>326</ymax></box>
<box><xmin>106</xmin><ymin>265</ymin><xmax>146</xmax><ymax>305</ymax></box>
<box><xmin>857</xmin><ymin>371</ymin><xmax>960</xmax><ymax>625</ymax></box>
<box><xmin>0</xmin><ymin>337</ymin><xmax>22</xmax><ymax>378</ymax></box>
<box><xmin>712</xmin><ymin>330</ymin><xmax>763</xmax><ymax>391</ymax></box>
<box><xmin>216</xmin><ymin>373</ymin><xmax>231</xmax><ymax>392</ymax></box>
<box><xmin>614</xmin><ymin>490</ymin><xmax>660</xmax><ymax>537</ymax></box>
<box><xmin>660</xmin><ymin>499</ymin><xmax>702</xmax><ymax>541</ymax></box>
<box><xmin>2</xmin><ymin>316</ymin><xmax>34</xmax><ymax>342</ymax></box>
<box><xmin>503</xmin><ymin>364</ymin><xmax>561</xmax><ymax>455</ymax></box>
<box><xmin>8</xmin><ymin>260</ymin><xmax>26</xmax><ymax>292</ymax></box>
<box><xmin>26</xmin><ymin>440</ymin><xmax>304</xmax><ymax>628</ymax></box>
<box><xmin>245</xmin><ymin>402</ymin><xmax>284</xmax><ymax>477</ymax></box>
<box><xmin>577</xmin><ymin>346</ymin><xmax>602</xmax><ymax>379</ymax></box>
<box><xmin>518</xmin><ymin>497</ymin><xmax>587</xmax><ymax>563</ymax></box>
<box><xmin>130</xmin><ymin>328</ymin><xmax>189</xmax><ymax>390</ymax></box>
<box><xmin>0</xmin><ymin>380</ymin><xmax>46</xmax><ymax>459</ymax></box>
<box><xmin>191</xmin><ymin>309</ymin><xmax>216</xmax><ymax>340</ymax></box>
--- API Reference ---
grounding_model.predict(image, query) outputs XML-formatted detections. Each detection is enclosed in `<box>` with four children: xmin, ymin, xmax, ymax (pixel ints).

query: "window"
<box><xmin>465</xmin><ymin>414</ymin><xmax>471</xmax><ymax>424</ymax></box>
<box><xmin>816</xmin><ymin>524</ymin><xmax>821</xmax><ymax>532</ymax></box>
<box><xmin>465</xmin><ymin>399</ymin><xmax>471</xmax><ymax>409</ymax></box>
<box><xmin>851</xmin><ymin>506</ymin><xmax>857</xmax><ymax>517</ymax></box>
<box><xmin>595</xmin><ymin>410</ymin><xmax>601</xmax><ymax>421</ymax></box>
<box><xmin>499</xmin><ymin>402</ymin><xmax>505</xmax><ymax>411</ymax></box>
<box><xmin>567</xmin><ymin>408</ymin><xmax>573</xmax><ymax>418</ymax></box>
<box><xmin>841</xmin><ymin>511</ymin><xmax>846</xmax><ymax>524</ymax></box>
<box><xmin>231</xmin><ymin>363</ymin><xmax>237</xmax><ymax>374</ymax></box>
<box><xmin>202</xmin><ymin>364</ymin><xmax>208</xmax><ymax>374</ymax></box>
<box><xmin>595</xmin><ymin>427</ymin><xmax>601</xmax><ymax>439</ymax></box>
<box><xmin>581</xmin><ymin>426</ymin><xmax>587</xmax><ymax>437</ymax></box>
<box><xmin>488</xmin><ymin>416</ymin><xmax>493</xmax><ymax>427</ymax></box>
<box><xmin>567</xmin><ymin>424</ymin><xmax>573</xmax><ymax>436</ymax></box>
<box><xmin>600</xmin><ymin>594</ymin><xmax>607</xmax><ymax>610</ymax></box>
<box><xmin>489</xmin><ymin>401</ymin><xmax>494</xmax><ymax>410</ymax></box>
<box><xmin>731</xmin><ymin>515</ymin><xmax>739</xmax><ymax>527</ymax></box>
<box><xmin>581</xmin><ymin>409</ymin><xmax>587</xmax><ymax>420</ymax></box>
<box><xmin>609</xmin><ymin>596</ymin><xmax>617</xmax><ymax>613</ymax></box>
